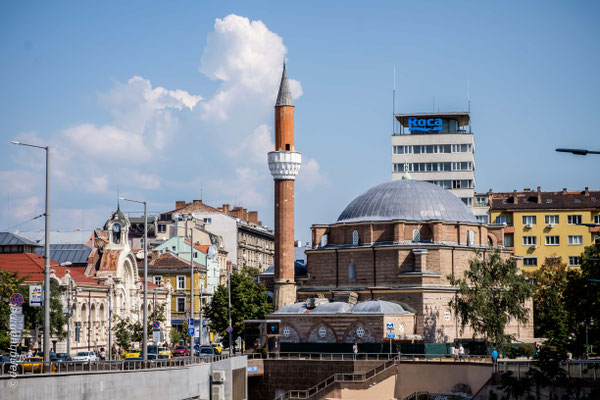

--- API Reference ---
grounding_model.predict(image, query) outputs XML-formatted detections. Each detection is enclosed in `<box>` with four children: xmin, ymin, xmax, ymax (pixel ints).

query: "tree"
<box><xmin>449</xmin><ymin>250</ymin><xmax>533</xmax><ymax>348</ymax></box>
<box><xmin>204</xmin><ymin>267</ymin><xmax>272</xmax><ymax>340</ymax></box>
<box><xmin>526</xmin><ymin>257</ymin><xmax>569</xmax><ymax>344</ymax></box>
<box><xmin>114</xmin><ymin>316</ymin><xmax>132</xmax><ymax>350</ymax></box>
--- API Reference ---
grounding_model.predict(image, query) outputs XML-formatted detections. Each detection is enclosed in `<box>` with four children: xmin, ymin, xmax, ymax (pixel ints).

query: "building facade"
<box><xmin>392</xmin><ymin>112</ymin><xmax>475</xmax><ymax>207</ymax></box>
<box><xmin>488</xmin><ymin>187</ymin><xmax>600</xmax><ymax>271</ymax></box>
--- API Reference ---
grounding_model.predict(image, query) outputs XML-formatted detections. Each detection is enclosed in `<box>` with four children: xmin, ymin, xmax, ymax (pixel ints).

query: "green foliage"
<box><xmin>169</xmin><ymin>325</ymin><xmax>182</xmax><ymax>344</ymax></box>
<box><xmin>448</xmin><ymin>250</ymin><xmax>533</xmax><ymax>348</ymax></box>
<box><xmin>526</xmin><ymin>257</ymin><xmax>569</xmax><ymax>343</ymax></box>
<box><xmin>114</xmin><ymin>316</ymin><xmax>132</xmax><ymax>349</ymax></box>
<box><xmin>0</xmin><ymin>270</ymin><xmax>67</xmax><ymax>351</ymax></box>
<box><xmin>519</xmin><ymin>343</ymin><xmax>535</xmax><ymax>359</ymax></box>
<box><xmin>204</xmin><ymin>268</ymin><xmax>272</xmax><ymax>339</ymax></box>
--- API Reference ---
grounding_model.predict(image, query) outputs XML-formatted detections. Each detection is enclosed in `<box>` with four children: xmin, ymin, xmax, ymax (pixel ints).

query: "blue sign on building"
<box><xmin>408</xmin><ymin>117</ymin><xmax>442</xmax><ymax>132</ymax></box>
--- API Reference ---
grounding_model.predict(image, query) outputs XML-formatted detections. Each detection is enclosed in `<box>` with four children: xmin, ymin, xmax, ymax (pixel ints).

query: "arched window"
<box><xmin>467</xmin><ymin>230</ymin><xmax>474</xmax><ymax>246</ymax></box>
<box><xmin>352</xmin><ymin>230</ymin><xmax>359</xmax><ymax>245</ymax></box>
<box><xmin>348</xmin><ymin>263</ymin><xmax>356</xmax><ymax>281</ymax></box>
<box><xmin>412</xmin><ymin>229</ymin><xmax>420</xmax><ymax>242</ymax></box>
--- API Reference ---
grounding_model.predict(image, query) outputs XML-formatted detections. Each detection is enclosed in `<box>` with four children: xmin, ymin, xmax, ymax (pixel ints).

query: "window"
<box><xmin>522</xmin><ymin>236</ymin><xmax>537</xmax><ymax>246</ymax></box>
<box><xmin>320</xmin><ymin>234</ymin><xmax>328</xmax><ymax>247</ymax></box>
<box><xmin>545</xmin><ymin>215</ymin><xmax>559</xmax><ymax>225</ymax></box>
<box><xmin>352</xmin><ymin>230</ymin><xmax>359</xmax><ymax>245</ymax></box>
<box><xmin>204</xmin><ymin>218</ymin><xmax>212</xmax><ymax>224</ymax></box>
<box><xmin>476</xmin><ymin>215</ymin><xmax>488</xmax><ymax>223</ymax></box>
<box><xmin>545</xmin><ymin>236</ymin><xmax>560</xmax><ymax>246</ymax></box>
<box><xmin>495</xmin><ymin>216</ymin><xmax>510</xmax><ymax>225</ymax></box>
<box><xmin>176</xmin><ymin>297</ymin><xmax>186</xmax><ymax>312</ymax></box>
<box><xmin>476</xmin><ymin>197</ymin><xmax>487</xmax><ymax>206</ymax></box>
<box><xmin>467</xmin><ymin>230</ymin><xmax>474</xmax><ymax>246</ymax></box>
<box><xmin>177</xmin><ymin>276</ymin><xmax>186</xmax><ymax>289</ymax></box>
<box><xmin>461</xmin><ymin>197</ymin><xmax>473</xmax><ymax>207</ymax></box>
<box><xmin>194</xmin><ymin>252</ymin><xmax>198</xmax><ymax>258</ymax></box>
<box><xmin>567</xmin><ymin>215</ymin><xmax>582</xmax><ymax>225</ymax></box>
<box><xmin>569</xmin><ymin>256</ymin><xmax>581</xmax><ymax>266</ymax></box>
<box><xmin>504</xmin><ymin>236</ymin><xmax>512</xmax><ymax>247</ymax></box>
<box><xmin>348</xmin><ymin>263</ymin><xmax>356</xmax><ymax>281</ymax></box>
<box><xmin>153</xmin><ymin>276</ymin><xmax>163</xmax><ymax>286</ymax></box>
<box><xmin>157</xmin><ymin>224</ymin><xmax>167</xmax><ymax>233</ymax></box>
<box><xmin>522</xmin><ymin>216</ymin><xmax>537</xmax><ymax>226</ymax></box>
<box><xmin>568</xmin><ymin>235</ymin><xmax>583</xmax><ymax>245</ymax></box>
<box><xmin>523</xmin><ymin>257</ymin><xmax>538</xmax><ymax>266</ymax></box>
<box><xmin>412</xmin><ymin>229</ymin><xmax>420</xmax><ymax>242</ymax></box>
<box><xmin>594</xmin><ymin>215</ymin><xmax>600</xmax><ymax>224</ymax></box>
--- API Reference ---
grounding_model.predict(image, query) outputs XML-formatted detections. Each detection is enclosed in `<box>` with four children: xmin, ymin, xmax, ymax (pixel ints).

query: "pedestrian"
<box><xmin>100</xmin><ymin>348</ymin><xmax>106</xmax><ymax>361</ymax></box>
<box><xmin>458</xmin><ymin>344</ymin><xmax>465</xmax><ymax>362</ymax></box>
<box><xmin>111</xmin><ymin>344</ymin><xmax>117</xmax><ymax>360</ymax></box>
<box><xmin>27</xmin><ymin>348</ymin><xmax>33</xmax><ymax>357</ymax></box>
<box><xmin>352</xmin><ymin>342</ymin><xmax>358</xmax><ymax>360</ymax></box>
<box><xmin>452</xmin><ymin>346</ymin><xmax>458</xmax><ymax>362</ymax></box>
<box><xmin>491</xmin><ymin>348</ymin><xmax>498</xmax><ymax>365</ymax></box>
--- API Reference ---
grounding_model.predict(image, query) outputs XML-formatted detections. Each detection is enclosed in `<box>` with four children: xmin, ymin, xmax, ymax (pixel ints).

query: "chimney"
<box><xmin>222</xmin><ymin>204</ymin><xmax>230</xmax><ymax>214</ymax></box>
<box><xmin>489</xmin><ymin>189</ymin><xmax>493</xmax><ymax>195</ymax></box>
<box><xmin>562</xmin><ymin>188</ymin><xmax>567</xmax><ymax>194</ymax></box>
<box><xmin>585</xmin><ymin>187</ymin><xmax>590</xmax><ymax>196</ymax></box>
<box><xmin>193</xmin><ymin>199</ymin><xmax>202</xmax><ymax>204</ymax></box>
<box><xmin>175</xmin><ymin>201</ymin><xmax>186</xmax><ymax>209</ymax></box>
<box><xmin>248</xmin><ymin>211</ymin><xmax>258</xmax><ymax>224</ymax></box>
<box><xmin>537</xmin><ymin>186</ymin><xmax>541</xmax><ymax>192</ymax></box>
<box><xmin>523</xmin><ymin>188</ymin><xmax>530</xmax><ymax>192</ymax></box>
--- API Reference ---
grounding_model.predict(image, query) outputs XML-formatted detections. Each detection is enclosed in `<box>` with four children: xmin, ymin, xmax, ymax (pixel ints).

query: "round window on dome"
<box><xmin>283</xmin><ymin>327</ymin><xmax>291</xmax><ymax>337</ymax></box>
<box><xmin>356</xmin><ymin>326</ymin><xmax>365</xmax><ymax>337</ymax></box>
<box><xmin>318</xmin><ymin>327</ymin><xmax>327</xmax><ymax>337</ymax></box>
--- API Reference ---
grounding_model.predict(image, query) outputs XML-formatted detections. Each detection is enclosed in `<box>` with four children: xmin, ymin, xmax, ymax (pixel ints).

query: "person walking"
<box><xmin>352</xmin><ymin>342</ymin><xmax>358</xmax><ymax>360</ymax></box>
<box><xmin>491</xmin><ymin>348</ymin><xmax>498</xmax><ymax>366</ymax></box>
<box><xmin>458</xmin><ymin>344</ymin><xmax>465</xmax><ymax>362</ymax></box>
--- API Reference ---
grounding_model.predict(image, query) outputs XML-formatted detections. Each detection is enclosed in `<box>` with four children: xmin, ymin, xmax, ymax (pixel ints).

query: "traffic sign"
<box><xmin>152</xmin><ymin>321</ymin><xmax>160</xmax><ymax>329</ymax></box>
<box><xmin>386</xmin><ymin>323</ymin><xmax>394</xmax><ymax>331</ymax></box>
<box><xmin>187</xmin><ymin>318</ymin><xmax>194</xmax><ymax>326</ymax></box>
<box><xmin>10</xmin><ymin>293</ymin><xmax>23</xmax><ymax>307</ymax></box>
<box><xmin>188</xmin><ymin>327</ymin><xmax>195</xmax><ymax>335</ymax></box>
<box><xmin>226</xmin><ymin>326</ymin><xmax>233</xmax><ymax>333</ymax></box>
<box><xmin>29</xmin><ymin>286</ymin><xmax>43</xmax><ymax>307</ymax></box>
<box><xmin>386</xmin><ymin>333</ymin><xmax>396</xmax><ymax>339</ymax></box>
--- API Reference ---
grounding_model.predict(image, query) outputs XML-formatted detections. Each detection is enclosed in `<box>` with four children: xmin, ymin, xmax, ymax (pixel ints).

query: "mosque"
<box><xmin>265</xmin><ymin>64</ymin><xmax>533</xmax><ymax>349</ymax></box>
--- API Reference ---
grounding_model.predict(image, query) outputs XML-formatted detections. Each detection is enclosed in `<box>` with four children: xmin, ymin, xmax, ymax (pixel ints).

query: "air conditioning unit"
<box><xmin>548</xmin><ymin>224</ymin><xmax>554</xmax><ymax>228</ymax></box>
<box><xmin>212</xmin><ymin>370</ymin><xmax>226</xmax><ymax>383</ymax></box>
<box><xmin>530</xmin><ymin>244</ymin><xmax>537</xmax><ymax>249</ymax></box>
<box><xmin>526</xmin><ymin>223</ymin><xmax>533</xmax><ymax>229</ymax></box>
<box><xmin>212</xmin><ymin>385</ymin><xmax>225</xmax><ymax>400</ymax></box>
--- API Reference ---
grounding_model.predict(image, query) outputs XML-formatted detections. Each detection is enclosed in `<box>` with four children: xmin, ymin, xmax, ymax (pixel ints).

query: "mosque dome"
<box><xmin>337</xmin><ymin>180</ymin><xmax>477</xmax><ymax>224</ymax></box>
<box><xmin>349</xmin><ymin>300</ymin><xmax>411</xmax><ymax>314</ymax></box>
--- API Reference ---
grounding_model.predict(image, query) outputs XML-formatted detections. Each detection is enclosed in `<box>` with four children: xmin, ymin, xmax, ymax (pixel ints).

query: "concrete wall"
<box><xmin>1</xmin><ymin>357</ymin><xmax>247</xmax><ymax>400</ymax></box>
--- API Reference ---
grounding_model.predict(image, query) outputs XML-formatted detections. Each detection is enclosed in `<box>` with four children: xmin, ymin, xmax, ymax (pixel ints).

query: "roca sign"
<box><xmin>408</xmin><ymin>117</ymin><xmax>442</xmax><ymax>132</ymax></box>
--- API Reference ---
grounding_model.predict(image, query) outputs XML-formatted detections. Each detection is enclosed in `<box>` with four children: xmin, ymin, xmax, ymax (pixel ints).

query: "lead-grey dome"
<box><xmin>337</xmin><ymin>180</ymin><xmax>477</xmax><ymax>224</ymax></box>
<box><xmin>350</xmin><ymin>300</ymin><xmax>410</xmax><ymax>314</ymax></box>
<box><xmin>311</xmin><ymin>302</ymin><xmax>353</xmax><ymax>314</ymax></box>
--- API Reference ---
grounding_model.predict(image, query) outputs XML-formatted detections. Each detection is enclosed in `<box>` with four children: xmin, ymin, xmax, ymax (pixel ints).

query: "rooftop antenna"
<box><xmin>467</xmin><ymin>79</ymin><xmax>472</xmax><ymax>132</ymax></box>
<box><xmin>117</xmin><ymin>184</ymin><xmax>120</xmax><ymax>209</ymax></box>
<box><xmin>392</xmin><ymin>66</ymin><xmax>396</xmax><ymax>134</ymax></box>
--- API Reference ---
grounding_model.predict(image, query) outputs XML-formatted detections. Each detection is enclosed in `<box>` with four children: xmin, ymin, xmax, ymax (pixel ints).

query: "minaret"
<box><xmin>268</xmin><ymin>63</ymin><xmax>302</xmax><ymax>310</ymax></box>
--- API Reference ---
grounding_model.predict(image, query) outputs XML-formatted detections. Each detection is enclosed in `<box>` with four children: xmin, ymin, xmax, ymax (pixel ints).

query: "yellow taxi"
<box><xmin>211</xmin><ymin>342</ymin><xmax>223</xmax><ymax>355</ymax></box>
<box><xmin>158</xmin><ymin>347</ymin><xmax>173</xmax><ymax>359</ymax></box>
<box><xmin>122</xmin><ymin>349</ymin><xmax>142</xmax><ymax>359</ymax></box>
<box><xmin>22</xmin><ymin>357</ymin><xmax>56</xmax><ymax>373</ymax></box>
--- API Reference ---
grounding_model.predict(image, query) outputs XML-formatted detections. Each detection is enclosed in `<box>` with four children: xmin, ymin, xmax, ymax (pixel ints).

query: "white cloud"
<box><xmin>297</xmin><ymin>157</ymin><xmax>328</xmax><ymax>191</ymax></box>
<box><xmin>0</xmin><ymin>170</ymin><xmax>40</xmax><ymax>196</ymax></box>
<box><xmin>84</xmin><ymin>175</ymin><xmax>110</xmax><ymax>194</ymax></box>
<box><xmin>12</xmin><ymin>196</ymin><xmax>40</xmax><ymax>219</ymax></box>
<box><xmin>233</xmin><ymin>124</ymin><xmax>275</xmax><ymax>165</ymax></box>
<box><xmin>122</xmin><ymin>170</ymin><xmax>161</xmax><ymax>190</ymax></box>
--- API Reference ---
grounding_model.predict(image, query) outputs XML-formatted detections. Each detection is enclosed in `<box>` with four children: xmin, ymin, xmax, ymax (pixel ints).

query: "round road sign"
<box><xmin>152</xmin><ymin>321</ymin><xmax>160</xmax><ymax>329</ymax></box>
<box><xmin>11</xmin><ymin>293</ymin><xmax>24</xmax><ymax>307</ymax></box>
<box><xmin>226</xmin><ymin>326</ymin><xmax>233</xmax><ymax>333</ymax></box>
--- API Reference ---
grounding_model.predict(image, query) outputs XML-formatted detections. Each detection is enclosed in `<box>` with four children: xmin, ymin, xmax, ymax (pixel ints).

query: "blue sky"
<box><xmin>1</xmin><ymin>1</ymin><xmax>599</xmax><ymax>243</ymax></box>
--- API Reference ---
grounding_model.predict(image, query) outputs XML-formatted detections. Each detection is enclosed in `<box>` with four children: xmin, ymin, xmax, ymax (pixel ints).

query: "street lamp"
<box><xmin>10</xmin><ymin>140</ymin><xmax>51</xmax><ymax>364</ymax></box>
<box><xmin>120</xmin><ymin>197</ymin><xmax>148</xmax><ymax>362</ymax></box>
<box><xmin>555</xmin><ymin>148</ymin><xmax>600</xmax><ymax>156</ymax></box>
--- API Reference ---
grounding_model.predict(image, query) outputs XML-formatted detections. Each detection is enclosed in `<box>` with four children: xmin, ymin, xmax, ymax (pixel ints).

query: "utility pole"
<box><xmin>228</xmin><ymin>261</ymin><xmax>233</xmax><ymax>356</ymax></box>
<box><xmin>66</xmin><ymin>278</ymin><xmax>73</xmax><ymax>355</ymax></box>
<box><xmin>108</xmin><ymin>281</ymin><xmax>113</xmax><ymax>361</ymax></box>
<box><xmin>189</xmin><ymin>216</ymin><xmax>195</xmax><ymax>362</ymax></box>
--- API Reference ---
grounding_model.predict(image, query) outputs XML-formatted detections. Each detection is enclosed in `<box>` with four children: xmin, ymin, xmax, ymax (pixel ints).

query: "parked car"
<box><xmin>158</xmin><ymin>347</ymin><xmax>173</xmax><ymax>358</ymax></box>
<box><xmin>196</xmin><ymin>346</ymin><xmax>214</xmax><ymax>358</ymax></box>
<box><xmin>55</xmin><ymin>353</ymin><xmax>73</xmax><ymax>362</ymax></box>
<box><xmin>172</xmin><ymin>346</ymin><xmax>190</xmax><ymax>357</ymax></box>
<box><xmin>73</xmin><ymin>351</ymin><xmax>97</xmax><ymax>362</ymax></box>
<box><xmin>211</xmin><ymin>343</ymin><xmax>223</xmax><ymax>355</ymax></box>
<box><xmin>122</xmin><ymin>349</ymin><xmax>142</xmax><ymax>359</ymax></box>
<box><xmin>22</xmin><ymin>357</ymin><xmax>56</xmax><ymax>373</ymax></box>
<box><xmin>34</xmin><ymin>351</ymin><xmax>58</xmax><ymax>362</ymax></box>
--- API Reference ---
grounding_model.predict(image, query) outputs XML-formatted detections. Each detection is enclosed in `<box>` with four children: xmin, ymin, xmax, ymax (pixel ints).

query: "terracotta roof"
<box><xmin>0</xmin><ymin>253</ymin><xmax>98</xmax><ymax>284</ymax></box>
<box><xmin>148</xmin><ymin>252</ymin><xmax>206</xmax><ymax>271</ymax></box>
<box><xmin>490</xmin><ymin>189</ymin><xmax>600</xmax><ymax>210</ymax></box>
<box><xmin>98</xmin><ymin>249</ymin><xmax>121</xmax><ymax>272</ymax></box>
<box><xmin>182</xmin><ymin>240</ymin><xmax>209</xmax><ymax>254</ymax></box>
<box><xmin>167</xmin><ymin>200</ymin><xmax>222</xmax><ymax>215</ymax></box>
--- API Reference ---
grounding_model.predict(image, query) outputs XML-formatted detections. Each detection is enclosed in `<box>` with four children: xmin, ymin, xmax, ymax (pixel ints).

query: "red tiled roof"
<box><xmin>0</xmin><ymin>253</ymin><xmax>98</xmax><ymax>285</ymax></box>
<box><xmin>490</xmin><ymin>189</ymin><xmax>600</xmax><ymax>210</ymax></box>
<box><xmin>167</xmin><ymin>200</ymin><xmax>222</xmax><ymax>215</ymax></box>
<box><xmin>183</xmin><ymin>240</ymin><xmax>209</xmax><ymax>254</ymax></box>
<box><xmin>149</xmin><ymin>252</ymin><xmax>206</xmax><ymax>271</ymax></box>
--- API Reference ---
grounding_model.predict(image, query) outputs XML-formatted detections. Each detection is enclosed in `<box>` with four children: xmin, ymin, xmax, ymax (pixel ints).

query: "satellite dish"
<box><xmin>207</xmin><ymin>244</ymin><xmax>217</xmax><ymax>259</ymax></box>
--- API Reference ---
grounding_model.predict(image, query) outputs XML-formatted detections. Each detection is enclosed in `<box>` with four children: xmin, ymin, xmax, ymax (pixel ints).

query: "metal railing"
<box><xmin>0</xmin><ymin>354</ymin><xmax>232</xmax><ymax>377</ymax></box>
<box><xmin>276</xmin><ymin>356</ymin><xmax>400</xmax><ymax>400</ymax></box>
<box><xmin>247</xmin><ymin>352</ymin><xmax>493</xmax><ymax>363</ymax></box>
<box><xmin>496</xmin><ymin>359</ymin><xmax>600</xmax><ymax>380</ymax></box>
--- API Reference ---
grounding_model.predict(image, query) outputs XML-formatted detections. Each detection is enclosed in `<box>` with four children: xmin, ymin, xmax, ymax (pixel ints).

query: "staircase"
<box><xmin>276</xmin><ymin>357</ymin><xmax>399</xmax><ymax>400</ymax></box>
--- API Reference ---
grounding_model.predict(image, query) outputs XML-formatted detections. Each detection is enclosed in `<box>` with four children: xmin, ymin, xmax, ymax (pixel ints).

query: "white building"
<box><xmin>392</xmin><ymin>112</ymin><xmax>475</xmax><ymax>207</ymax></box>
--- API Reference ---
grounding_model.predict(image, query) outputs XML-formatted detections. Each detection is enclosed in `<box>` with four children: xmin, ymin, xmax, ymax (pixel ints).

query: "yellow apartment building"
<box><xmin>488</xmin><ymin>187</ymin><xmax>600</xmax><ymax>272</ymax></box>
<box><xmin>148</xmin><ymin>252</ymin><xmax>207</xmax><ymax>328</ymax></box>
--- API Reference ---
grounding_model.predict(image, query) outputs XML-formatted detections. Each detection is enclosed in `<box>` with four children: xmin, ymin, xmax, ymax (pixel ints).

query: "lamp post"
<box><xmin>188</xmin><ymin>216</ymin><xmax>195</xmax><ymax>362</ymax></box>
<box><xmin>555</xmin><ymin>148</ymin><xmax>600</xmax><ymax>156</ymax></box>
<box><xmin>120</xmin><ymin>197</ymin><xmax>148</xmax><ymax>362</ymax></box>
<box><xmin>10</xmin><ymin>140</ymin><xmax>51</xmax><ymax>364</ymax></box>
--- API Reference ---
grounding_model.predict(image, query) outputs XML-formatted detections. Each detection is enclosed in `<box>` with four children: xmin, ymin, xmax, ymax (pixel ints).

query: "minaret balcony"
<box><xmin>268</xmin><ymin>151</ymin><xmax>302</xmax><ymax>180</ymax></box>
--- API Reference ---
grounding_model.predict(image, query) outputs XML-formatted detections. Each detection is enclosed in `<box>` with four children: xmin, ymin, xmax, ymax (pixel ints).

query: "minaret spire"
<box><xmin>275</xmin><ymin>61</ymin><xmax>293</xmax><ymax>107</ymax></box>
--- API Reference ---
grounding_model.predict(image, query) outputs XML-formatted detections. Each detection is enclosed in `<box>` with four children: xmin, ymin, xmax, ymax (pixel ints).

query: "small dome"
<box><xmin>272</xmin><ymin>302</ymin><xmax>308</xmax><ymax>314</ymax></box>
<box><xmin>311</xmin><ymin>302</ymin><xmax>353</xmax><ymax>314</ymax></box>
<box><xmin>350</xmin><ymin>300</ymin><xmax>411</xmax><ymax>314</ymax></box>
<box><xmin>337</xmin><ymin>180</ymin><xmax>477</xmax><ymax>224</ymax></box>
